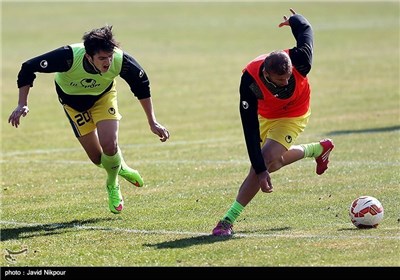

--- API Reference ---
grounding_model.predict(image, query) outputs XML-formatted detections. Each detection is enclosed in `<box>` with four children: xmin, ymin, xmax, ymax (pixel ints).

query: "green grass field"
<box><xmin>1</xmin><ymin>1</ymin><xmax>399</xmax><ymax>268</ymax></box>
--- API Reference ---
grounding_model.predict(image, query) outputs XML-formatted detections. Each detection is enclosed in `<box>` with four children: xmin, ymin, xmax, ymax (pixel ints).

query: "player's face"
<box><xmin>91</xmin><ymin>50</ymin><xmax>114</xmax><ymax>73</ymax></box>
<box><xmin>263</xmin><ymin>69</ymin><xmax>292</xmax><ymax>87</ymax></box>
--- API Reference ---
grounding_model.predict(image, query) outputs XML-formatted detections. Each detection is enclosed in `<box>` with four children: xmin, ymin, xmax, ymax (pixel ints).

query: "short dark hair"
<box><xmin>263</xmin><ymin>51</ymin><xmax>292</xmax><ymax>75</ymax></box>
<box><xmin>82</xmin><ymin>25</ymin><xmax>119</xmax><ymax>56</ymax></box>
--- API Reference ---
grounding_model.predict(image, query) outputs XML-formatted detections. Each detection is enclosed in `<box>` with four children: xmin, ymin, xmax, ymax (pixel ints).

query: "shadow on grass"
<box><xmin>239</xmin><ymin>226</ymin><xmax>291</xmax><ymax>234</ymax></box>
<box><xmin>327</xmin><ymin>125</ymin><xmax>400</xmax><ymax>136</ymax></box>
<box><xmin>145</xmin><ymin>227</ymin><xmax>291</xmax><ymax>249</ymax></box>
<box><xmin>0</xmin><ymin>217</ymin><xmax>118</xmax><ymax>241</ymax></box>
<box><xmin>144</xmin><ymin>234</ymin><xmax>237</xmax><ymax>249</ymax></box>
<box><xmin>337</xmin><ymin>227</ymin><xmax>377</xmax><ymax>231</ymax></box>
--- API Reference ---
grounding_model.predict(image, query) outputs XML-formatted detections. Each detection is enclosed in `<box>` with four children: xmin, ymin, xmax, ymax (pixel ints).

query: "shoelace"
<box><xmin>219</xmin><ymin>221</ymin><xmax>232</xmax><ymax>229</ymax></box>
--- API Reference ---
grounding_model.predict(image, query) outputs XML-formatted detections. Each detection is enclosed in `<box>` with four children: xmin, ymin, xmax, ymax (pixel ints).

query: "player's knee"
<box><xmin>101</xmin><ymin>141</ymin><xmax>118</xmax><ymax>156</ymax></box>
<box><xmin>267</xmin><ymin>157</ymin><xmax>284</xmax><ymax>173</ymax></box>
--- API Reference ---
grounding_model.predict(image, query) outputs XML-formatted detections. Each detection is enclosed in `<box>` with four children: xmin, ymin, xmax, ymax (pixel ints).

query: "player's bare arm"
<box><xmin>8</xmin><ymin>86</ymin><xmax>30</xmax><ymax>128</ymax></box>
<box><xmin>278</xmin><ymin>8</ymin><xmax>296</xmax><ymax>27</ymax></box>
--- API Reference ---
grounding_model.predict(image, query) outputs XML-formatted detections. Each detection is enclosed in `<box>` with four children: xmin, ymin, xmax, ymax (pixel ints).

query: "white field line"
<box><xmin>0</xmin><ymin>139</ymin><xmax>231</xmax><ymax>157</ymax></box>
<box><xmin>1</xmin><ymin>220</ymin><xmax>399</xmax><ymax>240</ymax></box>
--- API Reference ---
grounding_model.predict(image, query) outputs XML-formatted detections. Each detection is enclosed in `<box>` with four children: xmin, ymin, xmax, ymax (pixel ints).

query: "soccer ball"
<box><xmin>349</xmin><ymin>196</ymin><xmax>384</xmax><ymax>229</ymax></box>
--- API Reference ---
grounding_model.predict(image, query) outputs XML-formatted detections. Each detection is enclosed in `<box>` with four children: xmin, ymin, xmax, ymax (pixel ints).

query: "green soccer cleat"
<box><xmin>119</xmin><ymin>166</ymin><xmax>144</xmax><ymax>187</ymax></box>
<box><xmin>106</xmin><ymin>184</ymin><xmax>124</xmax><ymax>214</ymax></box>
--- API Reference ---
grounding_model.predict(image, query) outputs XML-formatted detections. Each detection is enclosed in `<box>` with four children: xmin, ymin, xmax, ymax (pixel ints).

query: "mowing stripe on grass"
<box><xmin>0</xmin><ymin>158</ymin><xmax>399</xmax><ymax>167</ymax></box>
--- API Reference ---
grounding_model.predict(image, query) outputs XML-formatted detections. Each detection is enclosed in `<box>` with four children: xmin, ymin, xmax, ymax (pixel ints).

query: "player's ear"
<box><xmin>84</xmin><ymin>53</ymin><xmax>92</xmax><ymax>62</ymax></box>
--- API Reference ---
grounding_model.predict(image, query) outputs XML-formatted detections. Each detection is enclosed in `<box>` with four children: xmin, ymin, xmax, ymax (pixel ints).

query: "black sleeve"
<box><xmin>17</xmin><ymin>46</ymin><xmax>73</xmax><ymax>88</ymax></box>
<box><xmin>288</xmin><ymin>14</ymin><xmax>314</xmax><ymax>77</ymax></box>
<box><xmin>239</xmin><ymin>71</ymin><xmax>267</xmax><ymax>174</ymax></box>
<box><xmin>119</xmin><ymin>52</ymin><xmax>151</xmax><ymax>100</ymax></box>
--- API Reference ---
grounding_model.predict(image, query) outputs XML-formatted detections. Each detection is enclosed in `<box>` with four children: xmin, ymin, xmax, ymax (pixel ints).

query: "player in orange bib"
<box><xmin>213</xmin><ymin>9</ymin><xmax>334</xmax><ymax>236</ymax></box>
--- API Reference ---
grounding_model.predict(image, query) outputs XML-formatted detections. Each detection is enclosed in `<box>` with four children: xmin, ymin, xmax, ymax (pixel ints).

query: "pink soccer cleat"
<box><xmin>315</xmin><ymin>138</ymin><xmax>334</xmax><ymax>175</ymax></box>
<box><xmin>212</xmin><ymin>220</ymin><xmax>233</xmax><ymax>236</ymax></box>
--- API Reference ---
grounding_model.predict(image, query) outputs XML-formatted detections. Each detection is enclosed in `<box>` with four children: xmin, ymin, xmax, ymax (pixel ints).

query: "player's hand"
<box><xmin>8</xmin><ymin>105</ymin><xmax>29</xmax><ymax>128</ymax></box>
<box><xmin>258</xmin><ymin>170</ymin><xmax>273</xmax><ymax>193</ymax></box>
<box><xmin>150</xmin><ymin>121</ymin><xmax>170</xmax><ymax>142</ymax></box>
<box><xmin>278</xmin><ymin>8</ymin><xmax>296</xmax><ymax>28</ymax></box>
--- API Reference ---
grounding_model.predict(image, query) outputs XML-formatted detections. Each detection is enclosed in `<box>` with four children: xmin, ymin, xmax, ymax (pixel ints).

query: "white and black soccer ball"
<box><xmin>349</xmin><ymin>196</ymin><xmax>384</xmax><ymax>229</ymax></box>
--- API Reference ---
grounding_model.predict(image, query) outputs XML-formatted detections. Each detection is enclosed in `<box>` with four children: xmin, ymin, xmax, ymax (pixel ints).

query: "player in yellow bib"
<box><xmin>8</xmin><ymin>25</ymin><xmax>170</xmax><ymax>214</ymax></box>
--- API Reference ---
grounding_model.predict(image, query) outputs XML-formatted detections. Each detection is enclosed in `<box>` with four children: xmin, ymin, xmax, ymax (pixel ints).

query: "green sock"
<box><xmin>101</xmin><ymin>151</ymin><xmax>121</xmax><ymax>186</ymax></box>
<box><xmin>97</xmin><ymin>147</ymin><xmax>129</xmax><ymax>172</ymax></box>
<box><xmin>300</xmin><ymin>142</ymin><xmax>323</xmax><ymax>158</ymax></box>
<box><xmin>222</xmin><ymin>200</ymin><xmax>244</xmax><ymax>224</ymax></box>
<box><xmin>96</xmin><ymin>147</ymin><xmax>128</xmax><ymax>172</ymax></box>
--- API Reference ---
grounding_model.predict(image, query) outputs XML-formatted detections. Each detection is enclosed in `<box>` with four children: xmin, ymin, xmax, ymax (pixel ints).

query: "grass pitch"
<box><xmin>1</xmin><ymin>1</ymin><xmax>399</xmax><ymax>268</ymax></box>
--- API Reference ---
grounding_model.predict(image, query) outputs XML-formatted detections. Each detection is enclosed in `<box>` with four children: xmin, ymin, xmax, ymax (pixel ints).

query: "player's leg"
<box><xmin>63</xmin><ymin>104</ymin><xmax>122</xmax><ymax>213</ymax></box>
<box><xmin>96</xmin><ymin>118</ymin><xmax>120</xmax><ymax>186</ymax></box>
<box><xmin>90</xmin><ymin>90</ymin><xmax>124</xmax><ymax>214</ymax></box>
<box><xmin>96</xmin><ymin>119</ymin><xmax>123</xmax><ymax>214</ymax></box>
<box><xmin>78</xmin><ymin>130</ymin><xmax>125</xmax><ymax>213</ymax></box>
<box><xmin>78</xmin><ymin>131</ymin><xmax>102</xmax><ymax>165</ymax></box>
<box><xmin>213</xmin><ymin>117</ymin><xmax>275</xmax><ymax>236</ymax></box>
<box><xmin>267</xmin><ymin>139</ymin><xmax>334</xmax><ymax>175</ymax></box>
<box><xmin>92</xmin><ymin>87</ymin><xmax>143</xmax><ymax>188</ymax></box>
<box><xmin>265</xmin><ymin>113</ymin><xmax>334</xmax><ymax>174</ymax></box>
<box><xmin>259</xmin><ymin>114</ymin><xmax>306</xmax><ymax>173</ymax></box>
<box><xmin>212</xmin><ymin>166</ymin><xmax>257</xmax><ymax>231</ymax></box>
<box><xmin>213</xmin><ymin>113</ymin><xmax>334</xmax><ymax>235</ymax></box>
